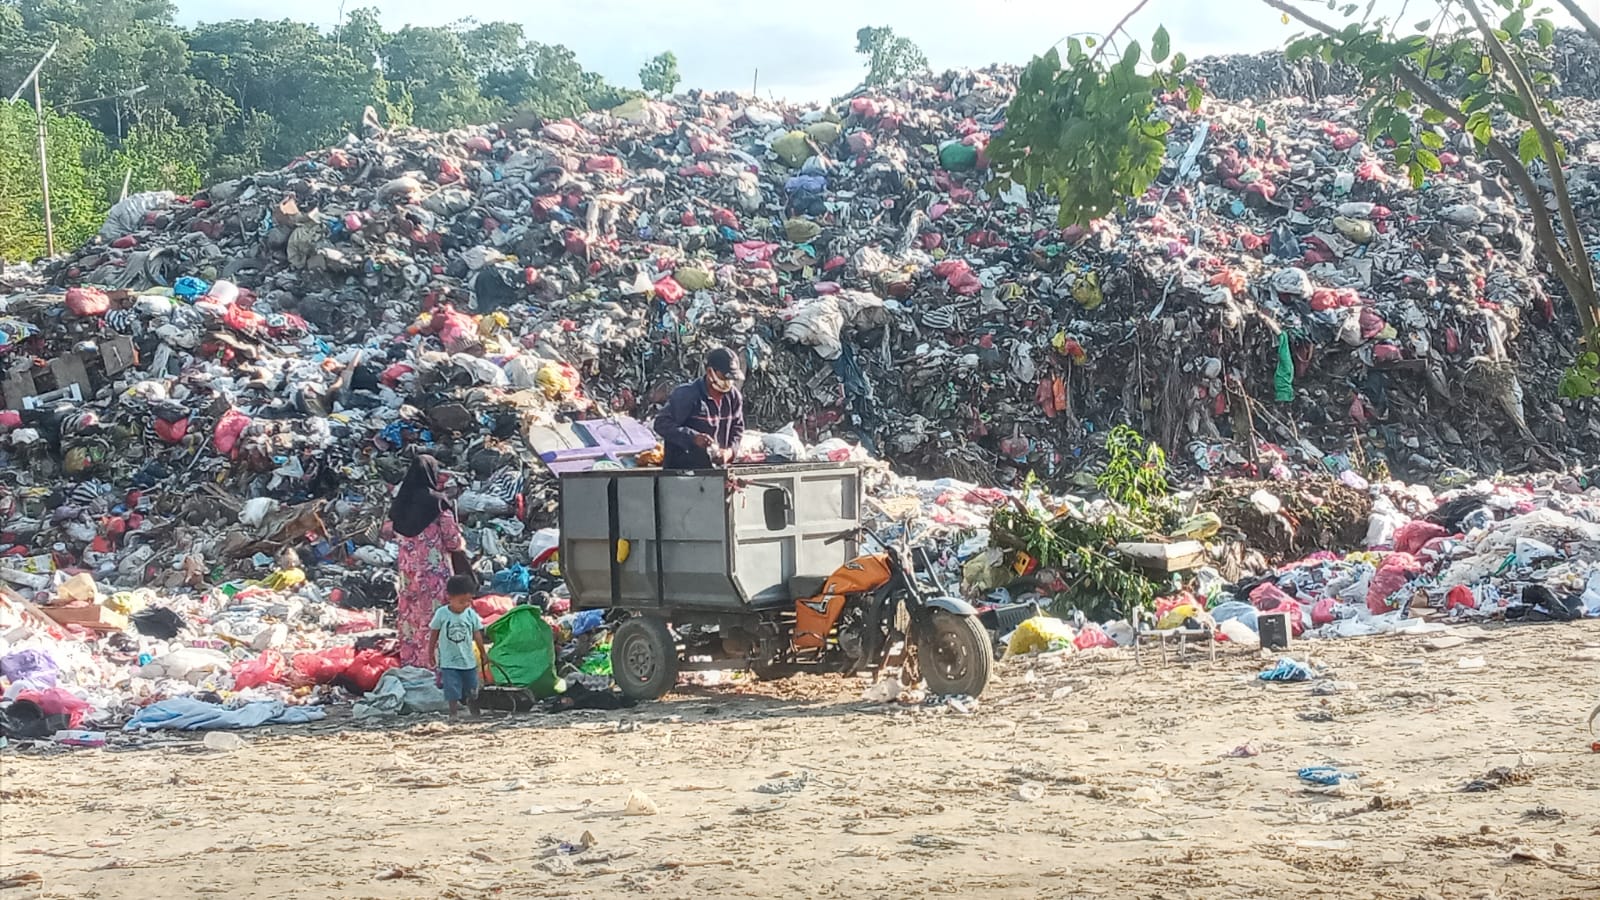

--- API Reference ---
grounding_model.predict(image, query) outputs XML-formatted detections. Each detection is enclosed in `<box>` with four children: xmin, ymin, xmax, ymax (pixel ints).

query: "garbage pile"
<box><xmin>4</xmin><ymin>48</ymin><xmax>1600</xmax><ymax>737</ymax></box>
<box><xmin>976</xmin><ymin>470</ymin><xmax>1600</xmax><ymax>659</ymax></box>
<box><xmin>1191</xmin><ymin>27</ymin><xmax>1600</xmax><ymax>102</ymax></box>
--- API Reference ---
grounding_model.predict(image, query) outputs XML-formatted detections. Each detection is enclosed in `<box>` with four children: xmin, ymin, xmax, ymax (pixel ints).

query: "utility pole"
<box><xmin>33</xmin><ymin>75</ymin><xmax>53</xmax><ymax>255</ymax></box>
<box><xmin>11</xmin><ymin>42</ymin><xmax>59</xmax><ymax>257</ymax></box>
<box><xmin>752</xmin><ymin>68</ymin><xmax>759</xmax><ymax>96</ymax></box>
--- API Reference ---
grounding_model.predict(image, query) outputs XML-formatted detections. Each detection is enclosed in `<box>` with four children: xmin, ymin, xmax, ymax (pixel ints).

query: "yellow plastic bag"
<box><xmin>1155</xmin><ymin>603</ymin><xmax>1202</xmax><ymax>630</ymax></box>
<box><xmin>1007</xmin><ymin>616</ymin><xmax>1077</xmax><ymax>657</ymax></box>
<box><xmin>1072</xmin><ymin>271</ymin><xmax>1104</xmax><ymax>310</ymax></box>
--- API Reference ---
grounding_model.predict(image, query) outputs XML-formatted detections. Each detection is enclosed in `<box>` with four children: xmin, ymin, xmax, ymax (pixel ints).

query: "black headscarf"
<box><xmin>390</xmin><ymin>454</ymin><xmax>451</xmax><ymax>538</ymax></box>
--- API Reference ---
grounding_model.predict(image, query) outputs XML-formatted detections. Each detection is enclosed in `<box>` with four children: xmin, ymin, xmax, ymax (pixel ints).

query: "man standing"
<box><xmin>654</xmin><ymin>348</ymin><xmax>745</xmax><ymax>469</ymax></box>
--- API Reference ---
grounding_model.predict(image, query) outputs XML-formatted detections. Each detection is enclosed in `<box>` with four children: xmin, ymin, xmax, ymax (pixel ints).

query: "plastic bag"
<box><xmin>65</xmin><ymin>287</ymin><xmax>111</xmax><ymax>317</ymax></box>
<box><xmin>343</xmin><ymin>649</ymin><xmax>398</xmax><ymax>694</ymax></box>
<box><xmin>230</xmin><ymin>650</ymin><xmax>287</xmax><ymax>689</ymax></box>
<box><xmin>291</xmin><ymin>646</ymin><xmax>356</xmax><ymax>685</ymax></box>
<box><xmin>1366</xmin><ymin>552</ymin><xmax>1421</xmax><ymax>614</ymax></box>
<box><xmin>1394</xmin><ymin>521</ymin><xmax>1448</xmax><ymax>555</ymax></box>
<box><xmin>1006</xmin><ymin>616</ymin><xmax>1075</xmax><ymax>656</ymax></box>
<box><xmin>16</xmin><ymin>688</ymin><xmax>92</xmax><ymax>728</ymax></box>
<box><xmin>1073</xmin><ymin>623</ymin><xmax>1118</xmax><ymax>650</ymax></box>
<box><xmin>213</xmin><ymin>409</ymin><xmax>253</xmax><ymax>457</ymax></box>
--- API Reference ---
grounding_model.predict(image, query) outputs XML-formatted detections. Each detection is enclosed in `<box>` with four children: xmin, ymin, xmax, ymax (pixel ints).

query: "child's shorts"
<box><xmin>439</xmin><ymin>667</ymin><xmax>479</xmax><ymax>703</ymax></box>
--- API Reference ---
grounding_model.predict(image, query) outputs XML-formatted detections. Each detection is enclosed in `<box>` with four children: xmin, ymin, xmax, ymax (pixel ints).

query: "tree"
<box><xmin>855</xmin><ymin>26</ymin><xmax>928</xmax><ymax>87</ymax></box>
<box><xmin>638</xmin><ymin>50</ymin><xmax>680</xmax><ymax>97</ymax></box>
<box><xmin>992</xmin><ymin>0</ymin><xmax>1599</xmax><ymax>397</ymax></box>
<box><xmin>0</xmin><ymin>100</ymin><xmax>111</xmax><ymax>261</ymax></box>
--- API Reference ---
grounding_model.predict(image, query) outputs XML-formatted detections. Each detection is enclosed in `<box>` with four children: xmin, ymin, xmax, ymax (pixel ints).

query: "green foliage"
<box><xmin>1095</xmin><ymin>424</ymin><xmax>1170</xmax><ymax>516</ymax></box>
<box><xmin>855</xmin><ymin>25</ymin><xmax>928</xmax><ymax>87</ymax></box>
<box><xmin>639</xmin><ymin>51</ymin><xmax>681</xmax><ymax>97</ymax></box>
<box><xmin>0</xmin><ymin>100</ymin><xmax>111</xmax><ymax>261</ymax></box>
<box><xmin>988</xmin><ymin>474</ymin><xmax>1158</xmax><ymax>622</ymax></box>
<box><xmin>986</xmin><ymin>30</ymin><xmax>1200</xmax><ymax>227</ymax></box>
<box><xmin>1560</xmin><ymin>352</ymin><xmax>1600</xmax><ymax>399</ymax></box>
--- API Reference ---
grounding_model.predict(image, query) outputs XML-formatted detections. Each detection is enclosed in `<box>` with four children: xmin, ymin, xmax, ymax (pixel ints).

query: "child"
<box><xmin>429</xmin><ymin>574</ymin><xmax>490</xmax><ymax>719</ymax></box>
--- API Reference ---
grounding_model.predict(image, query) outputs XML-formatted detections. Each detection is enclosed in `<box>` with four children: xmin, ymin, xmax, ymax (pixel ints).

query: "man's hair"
<box><xmin>446</xmin><ymin>574</ymin><xmax>478</xmax><ymax>597</ymax></box>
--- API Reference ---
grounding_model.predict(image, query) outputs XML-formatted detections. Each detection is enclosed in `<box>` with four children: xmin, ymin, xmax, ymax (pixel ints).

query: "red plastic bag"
<box><xmin>1366</xmin><ymin>552</ymin><xmax>1422</xmax><ymax>614</ymax></box>
<box><xmin>473</xmin><ymin>594</ymin><xmax>514</xmax><ymax>627</ymax></box>
<box><xmin>343</xmin><ymin>649</ymin><xmax>398</xmax><ymax>693</ymax></box>
<box><xmin>230</xmin><ymin>650</ymin><xmax>287</xmax><ymax>689</ymax></box>
<box><xmin>291</xmin><ymin>646</ymin><xmax>356</xmax><ymax>685</ymax></box>
<box><xmin>1445</xmin><ymin>585</ymin><xmax>1477</xmax><ymax>611</ymax></box>
<box><xmin>1393</xmin><ymin>521</ymin><xmax>1448</xmax><ymax>556</ymax></box>
<box><xmin>153</xmin><ymin>417</ymin><xmax>190</xmax><ymax>444</ymax></box>
<box><xmin>1073</xmin><ymin>623</ymin><xmax>1118</xmax><ymax>650</ymax></box>
<box><xmin>652</xmin><ymin>276</ymin><xmax>685</xmax><ymax>304</ymax></box>
<box><xmin>65</xmin><ymin>287</ymin><xmax>111</xmax><ymax>317</ymax></box>
<box><xmin>16</xmin><ymin>688</ymin><xmax>92</xmax><ymax>728</ymax></box>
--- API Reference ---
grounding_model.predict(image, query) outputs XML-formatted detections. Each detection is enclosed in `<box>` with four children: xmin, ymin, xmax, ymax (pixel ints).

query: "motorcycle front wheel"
<box><xmin>915</xmin><ymin>612</ymin><xmax>992</xmax><ymax>698</ymax></box>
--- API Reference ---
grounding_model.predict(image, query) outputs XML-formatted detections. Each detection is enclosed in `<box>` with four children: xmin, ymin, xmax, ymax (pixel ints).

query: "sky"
<box><xmin>172</xmin><ymin>1</ymin><xmax>1581</xmax><ymax>102</ymax></box>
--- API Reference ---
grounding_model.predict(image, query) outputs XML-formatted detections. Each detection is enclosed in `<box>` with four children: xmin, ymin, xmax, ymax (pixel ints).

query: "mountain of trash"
<box><xmin>1190</xmin><ymin>27</ymin><xmax>1600</xmax><ymax>102</ymax></box>
<box><xmin>2</xmin><ymin>46</ymin><xmax>1599</xmax><ymax>733</ymax></box>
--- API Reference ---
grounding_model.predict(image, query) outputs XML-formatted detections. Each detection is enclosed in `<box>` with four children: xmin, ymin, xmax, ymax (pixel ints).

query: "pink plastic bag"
<box><xmin>1311</xmin><ymin>597</ymin><xmax>1339</xmax><ymax>626</ymax></box>
<box><xmin>65</xmin><ymin>287</ymin><xmax>111</xmax><ymax>317</ymax></box>
<box><xmin>213</xmin><ymin>409</ymin><xmax>252</xmax><ymax>457</ymax></box>
<box><xmin>16</xmin><ymin>688</ymin><xmax>91</xmax><ymax>728</ymax></box>
<box><xmin>1073</xmin><ymin>623</ymin><xmax>1117</xmax><ymax>650</ymax></box>
<box><xmin>652</xmin><ymin>276</ymin><xmax>685</xmax><ymax>304</ymax></box>
<box><xmin>1393</xmin><ymin>521</ymin><xmax>1448</xmax><ymax>556</ymax></box>
<box><xmin>473</xmin><ymin>594</ymin><xmax>515</xmax><ymax>627</ymax></box>
<box><xmin>230</xmin><ymin>650</ymin><xmax>287</xmax><ymax>689</ymax></box>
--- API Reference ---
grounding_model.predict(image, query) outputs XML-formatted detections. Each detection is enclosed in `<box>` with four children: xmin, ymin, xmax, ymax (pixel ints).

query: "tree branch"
<box><xmin>1463</xmin><ymin>0</ymin><xmax>1597</xmax><ymax>305</ymax></box>
<box><xmin>1553</xmin><ymin>0</ymin><xmax>1600</xmax><ymax>49</ymax></box>
<box><xmin>1397</xmin><ymin>66</ymin><xmax>1597</xmax><ymax>335</ymax></box>
<box><xmin>1091</xmin><ymin>0</ymin><xmax>1154</xmax><ymax>63</ymax></box>
<box><xmin>1260</xmin><ymin>0</ymin><xmax>1597</xmax><ymax>336</ymax></box>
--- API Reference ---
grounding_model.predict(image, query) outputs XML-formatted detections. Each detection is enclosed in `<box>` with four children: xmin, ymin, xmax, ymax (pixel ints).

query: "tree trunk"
<box><xmin>1260</xmin><ymin>0</ymin><xmax>1600</xmax><ymax>344</ymax></box>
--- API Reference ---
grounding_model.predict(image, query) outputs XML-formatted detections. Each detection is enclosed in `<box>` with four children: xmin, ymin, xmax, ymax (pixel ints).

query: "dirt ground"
<box><xmin>3</xmin><ymin>621</ymin><xmax>1599</xmax><ymax>900</ymax></box>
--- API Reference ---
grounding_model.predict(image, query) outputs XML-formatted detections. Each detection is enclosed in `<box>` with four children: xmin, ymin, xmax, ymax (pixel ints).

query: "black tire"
<box><xmin>612</xmin><ymin>617</ymin><xmax>679</xmax><ymax>701</ymax></box>
<box><xmin>916</xmin><ymin>612</ymin><xmax>993</xmax><ymax>698</ymax></box>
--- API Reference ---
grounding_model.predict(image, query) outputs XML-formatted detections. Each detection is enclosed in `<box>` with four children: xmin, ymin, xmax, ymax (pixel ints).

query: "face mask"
<box><xmin>707</xmin><ymin>370</ymin><xmax>733</xmax><ymax>392</ymax></box>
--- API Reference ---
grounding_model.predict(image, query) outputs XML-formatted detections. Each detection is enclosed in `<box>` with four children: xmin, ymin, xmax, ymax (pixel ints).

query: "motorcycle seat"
<box><xmin>787</xmin><ymin>575</ymin><xmax>827</xmax><ymax>599</ymax></box>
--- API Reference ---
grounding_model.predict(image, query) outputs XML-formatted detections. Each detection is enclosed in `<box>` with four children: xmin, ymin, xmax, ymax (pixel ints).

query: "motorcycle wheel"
<box><xmin>612</xmin><ymin>617</ymin><xmax>679</xmax><ymax>701</ymax></box>
<box><xmin>916</xmin><ymin>612</ymin><xmax>993</xmax><ymax>698</ymax></box>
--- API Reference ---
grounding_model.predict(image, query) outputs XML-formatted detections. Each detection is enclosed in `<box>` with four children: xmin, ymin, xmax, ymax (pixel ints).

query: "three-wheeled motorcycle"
<box><xmin>557</xmin><ymin>464</ymin><xmax>992</xmax><ymax>701</ymax></box>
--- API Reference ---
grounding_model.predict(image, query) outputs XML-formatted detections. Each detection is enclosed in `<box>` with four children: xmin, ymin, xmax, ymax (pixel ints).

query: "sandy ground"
<box><xmin>3</xmin><ymin>621</ymin><xmax>1599</xmax><ymax>900</ymax></box>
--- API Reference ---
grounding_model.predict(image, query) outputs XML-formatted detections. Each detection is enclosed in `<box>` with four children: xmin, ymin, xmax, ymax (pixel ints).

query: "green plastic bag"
<box><xmin>1274</xmin><ymin>332</ymin><xmax>1295</xmax><ymax>402</ymax></box>
<box><xmin>772</xmin><ymin>130</ymin><xmax>813</xmax><ymax>167</ymax></box>
<box><xmin>485</xmin><ymin>606</ymin><xmax>562</xmax><ymax>697</ymax></box>
<box><xmin>939</xmin><ymin>141</ymin><xmax>978</xmax><ymax>172</ymax></box>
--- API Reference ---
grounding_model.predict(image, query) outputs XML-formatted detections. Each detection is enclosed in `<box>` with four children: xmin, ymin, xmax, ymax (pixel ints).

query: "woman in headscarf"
<box><xmin>389</xmin><ymin>454</ymin><xmax>467</xmax><ymax>668</ymax></box>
